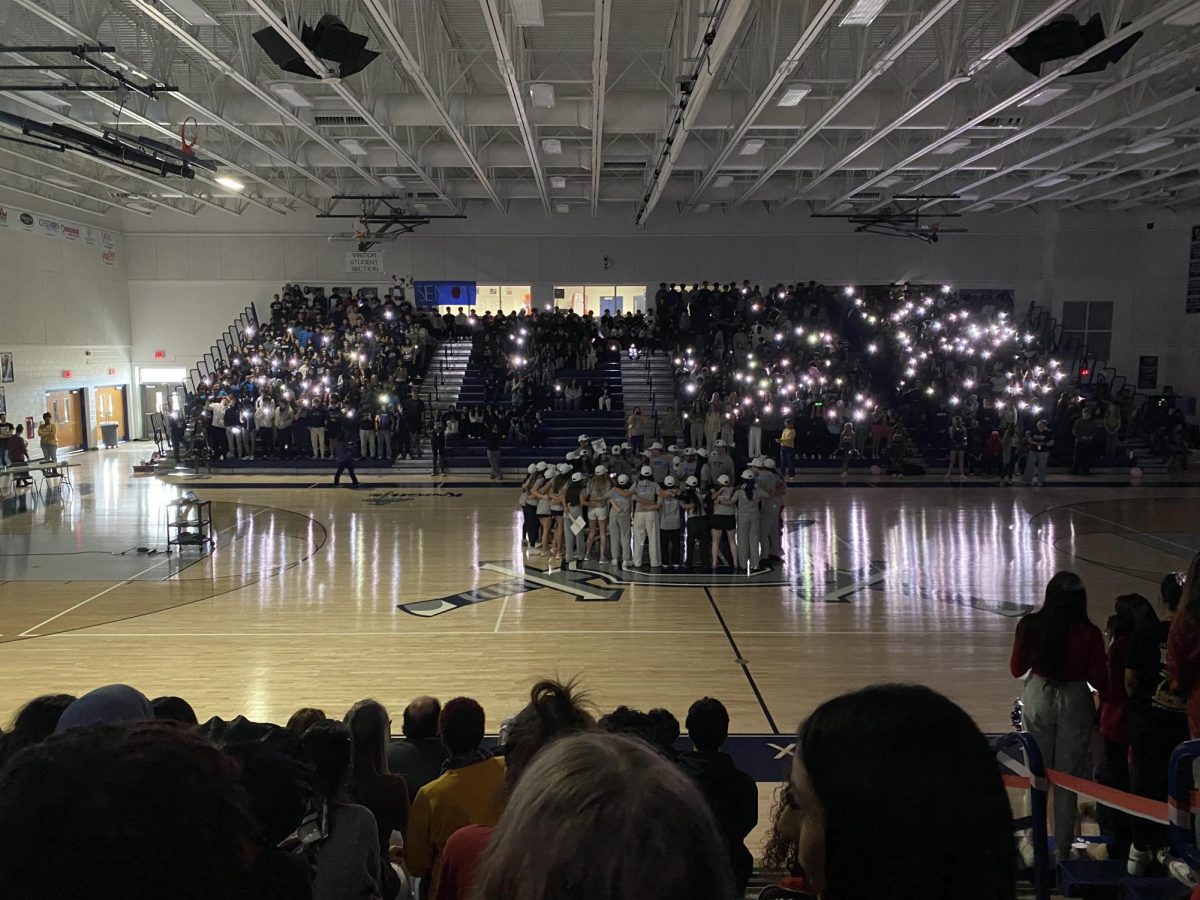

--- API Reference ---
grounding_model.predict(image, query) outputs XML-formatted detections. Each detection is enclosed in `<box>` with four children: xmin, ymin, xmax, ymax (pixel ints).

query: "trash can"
<box><xmin>100</xmin><ymin>423</ymin><xmax>120</xmax><ymax>448</ymax></box>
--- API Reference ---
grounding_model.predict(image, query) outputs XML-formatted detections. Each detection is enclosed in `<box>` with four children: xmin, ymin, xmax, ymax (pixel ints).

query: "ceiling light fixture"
<box><xmin>550</xmin><ymin>175</ymin><xmax>567</xmax><ymax>189</ymax></box>
<box><xmin>338</xmin><ymin>138</ymin><xmax>367</xmax><ymax>156</ymax></box>
<box><xmin>555</xmin><ymin>202</ymin><xmax>570</xmax><ymax>213</ymax></box>
<box><xmin>1018</xmin><ymin>86</ymin><xmax>1070</xmax><ymax>107</ymax></box>
<box><xmin>932</xmin><ymin>138</ymin><xmax>971</xmax><ymax>155</ymax></box>
<box><xmin>694</xmin><ymin>203</ymin><xmax>711</xmax><ymax>213</ymax></box>
<box><xmin>739</xmin><ymin>139</ymin><xmax>765</xmax><ymax>156</ymax></box>
<box><xmin>529</xmin><ymin>83</ymin><xmax>556</xmax><ymax>108</ymax></box>
<box><xmin>714</xmin><ymin>175</ymin><xmax>734</xmax><ymax>188</ymax></box>
<box><xmin>215</xmin><ymin>175</ymin><xmax>245</xmax><ymax>191</ymax></box>
<box><xmin>541</xmin><ymin>138</ymin><xmax>562</xmax><ymax>155</ymax></box>
<box><xmin>777</xmin><ymin>84</ymin><xmax>812</xmax><ymax>107</ymax></box>
<box><xmin>159</xmin><ymin>0</ymin><xmax>219</xmax><ymax>27</ymax></box>
<box><xmin>381</xmin><ymin>175</ymin><xmax>404</xmax><ymax>189</ymax></box>
<box><xmin>876</xmin><ymin>175</ymin><xmax>902</xmax><ymax>187</ymax></box>
<box><xmin>511</xmin><ymin>0</ymin><xmax>545</xmax><ymax>27</ymax></box>
<box><xmin>1126</xmin><ymin>137</ymin><xmax>1176</xmax><ymax>154</ymax></box>
<box><xmin>268</xmin><ymin>82</ymin><xmax>312</xmax><ymax>108</ymax></box>
<box><xmin>840</xmin><ymin>0</ymin><xmax>890</xmax><ymax>27</ymax></box>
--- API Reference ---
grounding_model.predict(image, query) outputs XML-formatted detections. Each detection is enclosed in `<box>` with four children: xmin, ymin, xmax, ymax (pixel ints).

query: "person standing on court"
<box><xmin>607</xmin><ymin>473</ymin><xmax>634</xmax><ymax>568</ymax></box>
<box><xmin>1024</xmin><ymin>419</ymin><xmax>1054</xmax><ymax>487</ymax></box>
<box><xmin>732</xmin><ymin>470</ymin><xmax>763</xmax><ymax>573</ymax></box>
<box><xmin>628</xmin><ymin>466</ymin><xmax>661</xmax><ymax>570</ymax></box>
<box><xmin>37</xmin><ymin>413</ymin><xmax>58</xmax><ymax>463</ymax></box>
<box><xmin>1010</xmin><ymin>571</ymin><xmax>1107</xmax><ymax>863</ymax></box>
<box><xmin>755</xmin><ymin>458</ymin><xmax>785</xmax><ymax>565</ymax></box>
<box><xmin>333</xmin><ymin>413</ymin><xmax>359</xmax><ymax>488</ymax></box>
<box><xmin>485</xmin><ymin>425</ymin><xmax>503</xmax><ymax>481</ymax></box>
<box><xmin>680</xmin><ymin>475</ymin><xmax>710</xmax><ymax>570</ymax></box>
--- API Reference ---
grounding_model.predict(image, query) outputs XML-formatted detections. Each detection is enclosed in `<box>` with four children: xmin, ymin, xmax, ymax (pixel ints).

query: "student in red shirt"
<box><xmin>7</xmin><ymin>425</ymin><xmax>29</xmax><ymax>465</ymax></box>
<box><xmin>1011</xmin><ymin>571</ymin><xmax>1107</xmax><ymax>863</ymax></box>
<box><xmin>1169</xmin><ymin>553</ymin><xmax>1200</xmax><ymax>740</ymax></box>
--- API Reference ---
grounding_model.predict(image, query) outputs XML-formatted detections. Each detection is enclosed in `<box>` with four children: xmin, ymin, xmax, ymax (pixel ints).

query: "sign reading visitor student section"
<box><xmin>345</xmin><ymin>250</ymin><xmax>384</xmax><ymax>274</ymax></box>
<box><xmin>1187</xmin><ymin>225</ymin><xmax>1200</xmax><ymax>313</ymax></box>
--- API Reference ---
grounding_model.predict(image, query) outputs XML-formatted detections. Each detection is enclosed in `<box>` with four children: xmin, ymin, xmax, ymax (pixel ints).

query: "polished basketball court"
<box><xmin>2</xmin><ymin>449</ymin><xmax>1198</xmax><ymax>743</ymax></box>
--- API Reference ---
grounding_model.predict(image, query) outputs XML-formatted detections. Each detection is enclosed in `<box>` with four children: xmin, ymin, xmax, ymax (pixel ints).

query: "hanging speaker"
<box><xmin>1006</xmin><ymin>14</ymin><xmax>1139</xmax><ymax>78</ymax></box>
<box><xmin>252</xmin><ymin>14</ymin><xmax>378</xmax><ymax>80</ymax></box>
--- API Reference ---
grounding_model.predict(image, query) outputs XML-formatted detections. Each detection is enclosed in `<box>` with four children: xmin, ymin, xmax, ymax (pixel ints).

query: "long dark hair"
<box><xmin>0</xmin><ymin>694</ymin><xmax>76</xmax><ymax>770</ymax></box>
<box><xmin>795</xmin><ymin>684</ymin><xmax>1015</xmax><ymax>900</ymax></box>
<box><xmin>1180</xmin><ymin>551</ymin><xmax>1200</xmax><ymax>623</ymax></box>
<box><xmin>1017</xmin><ymin>571</ymin><xmax>1090</xmax><ymax>680</ymax></box>
<box><xmin>502</xmin><ymin>678</ymin><xmax>594</xmax><ymax>793</ymax></box>
<box><xmin>344</xmin><ymin>699</ymin><xmax>391</xmax><ymax>798</ymax></box>
<box><xmin>1110</xmin><ymin>594</ymin><xmax>1158</xmax><ymax>640</ymax></box>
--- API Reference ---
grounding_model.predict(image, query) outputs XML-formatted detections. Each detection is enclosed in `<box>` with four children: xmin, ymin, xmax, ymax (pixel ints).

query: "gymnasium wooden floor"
<box><xmin>3</xmin><ymin>447</ymin><xmax>1199</xmax><ymax>744</ymax></box>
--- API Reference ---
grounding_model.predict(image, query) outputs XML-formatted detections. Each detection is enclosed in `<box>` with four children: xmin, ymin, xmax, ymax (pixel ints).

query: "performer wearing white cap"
<box><xmin>710</xmin><ymin>474</ymin><xmax>737</xmax><ymax>569</ymax></box>
<box><xmin>519</xmin><ymin>463</ymin><xmax>541</xmax><ymax>547</ymax></box>
<box><xmin>546</xmin><ymin>462</ymin><xmax>572</xmax><ymax>557</ymax></box>
<box><xmin>680</xmin><ymin>475</ymin><xmax>710</xmax><ymax>569</ymax></box>
<box><xmin>709</xmin><ymin>439</ymin><xmax>736</xmax><ymax>485</ymax></box>
<box><xmin>629</xmin><ymin>465</ymin><xmax>662</xmax><ymax>569</ymax></box>
<box><xmin>756</xmin><ymin>457</ymin><xmax>785</xmax><ymax>564</ymax></box>
<box><xmin>583</xmin><ymin>465</ymin><xmax>611</xmax><ymax>562</ymax></box>
<box><xmin>532</xmin><ymin>462</ymin><xmax>555</xmax><ymax>554</ymax></box>
<box><xmin>563</xmin><ymin>471</ymin><xmax>587</xmax><ymax>564</ymax></box>
<box><xmin>658</xmin><ymin>475</ymin><xmax>683</xmax><ymax>567</ymax></box>
<box><xmin>648</xmin><ymin>441</ymin><xmax>669</xmax><ymax>484</ymax></box>
<box><xmin>733</xmin><ymin>468</ymin><xmax>764</xmax><ymax>572</ymax></box>
<box><xmin>607</xmin><ymin>473</ymin><xmax>634</xmax><ymax>567</ymax></box>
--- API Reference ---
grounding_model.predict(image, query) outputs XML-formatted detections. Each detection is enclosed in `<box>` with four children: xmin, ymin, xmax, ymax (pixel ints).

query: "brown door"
<box><xmin>94</xmin><ymin>385</ymin><xmax>127</xmax><ymax>443</ymax></box>
<box><xmin>45</xmin><ymin>389</ymin><xmax>86</xmax><ymax>451</ymax></box>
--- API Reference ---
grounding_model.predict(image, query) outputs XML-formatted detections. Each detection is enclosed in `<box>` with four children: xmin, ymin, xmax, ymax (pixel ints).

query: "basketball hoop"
<box><xmin>179</xmin><ymin>116</ymin><xmax>198</xmax><ymax>156</ymax></box>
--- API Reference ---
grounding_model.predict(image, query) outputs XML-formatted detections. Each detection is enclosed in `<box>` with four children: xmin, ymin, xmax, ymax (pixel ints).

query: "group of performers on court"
<box><xmin>518</xmin><ymin>435</ymin><xmax>786</xmax><ymax>573</ymax></box>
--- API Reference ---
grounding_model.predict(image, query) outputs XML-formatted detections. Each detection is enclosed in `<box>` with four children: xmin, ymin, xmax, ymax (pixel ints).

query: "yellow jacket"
<box><xmin>37</xmin><ymin>422</ymin><xmax>57</xmax><ymax>445</ymax></box>
<box><xmin>404</xmin><ymin>757</ymin><xmax>506</xmax><ymax>897</ymax></box>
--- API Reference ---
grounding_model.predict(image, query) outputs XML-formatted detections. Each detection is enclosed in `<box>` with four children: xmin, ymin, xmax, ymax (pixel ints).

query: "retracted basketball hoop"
<box><xmin>180</xmin><ymin>116</ymin><xmax>198</xmax><ymax>156</ymax></box>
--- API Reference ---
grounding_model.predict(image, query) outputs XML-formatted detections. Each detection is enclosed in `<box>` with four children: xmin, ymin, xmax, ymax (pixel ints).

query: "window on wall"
<box><xmin>1060</xmin><ymin>300</ymin><xmax>1113</xmax><ymax>360</ymax></box>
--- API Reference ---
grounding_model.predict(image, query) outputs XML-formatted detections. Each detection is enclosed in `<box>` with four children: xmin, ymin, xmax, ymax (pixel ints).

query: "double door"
<box><xmin>45</xmin><ymin>389</ymin><xmax>86</xmax><ymax>451</ymax></box>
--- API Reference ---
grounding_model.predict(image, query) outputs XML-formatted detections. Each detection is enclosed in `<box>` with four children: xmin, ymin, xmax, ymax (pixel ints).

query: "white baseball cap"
<box><xmin>751</xmin><ymin>457</ymin><xmax>765</xmax><ymax>467</ymax></box>
<box><xmin>684</xmin><ymin>447</ymin><xmax>697</xmax><ymax>455</ymax></box>
<box><xmin>594</xmin><ymin>464</ymin><xmax>608</xmax><ymax>475</ymax></box>
<box><xmin>715</xmin><ymin>439</ymin><xmax>727</xmax><ymax>448</ymax></box>
<box><xmin>578</xmin><ymin>433</ymin><xmax>589</xmax><ymax>442</ymax></box>
<box><xmin>764</xmin><ymin>458</ymin><xmax>777</xmax><ymax>469</ymax></box>
<box><xmin>663</xmin><ymin>475</ymin><xmax>677</xmax><ymax>487</ymax></box>
<box><xmin>535</xmin><ymin>461</ymin><xmax>548</xmax><ymax>470</ymax></box>
<box><xmin>672</xmin><ymin>456</ymin><xmax>682</xmax><ymax>466</ymax></box>
<box><xmin>571</xmin><ymin>471</ymin><xmax>584</xmax><ymax>482</ymax></box>
<box><xmin>741</xmin><ymin>469</ymin><xmax>755</xmax><ymax>479</ymax></box>
<box><xmin>527</xmin><ymin>463</ymin><xmax>537</xmax><ymax>473</ymax></box>
<box><xmin>717</xmin><ymin>474</ymin><xmax>731</xmax><ymax>485</ymax></box>
<box><xmin>640</xmin><ymin>465</ymin><xmax>652</xmax><ymax>476</ymax></box>
<box><xmin>650</xmin><ymin>441</ymin><xmax>663</xmax><ymax>451</ymax></box>
<box><xmin>697</xmin><ymin>448</ymin><xmax>709</xmax><ymax>458</ymax></box>
<box><xmin>685</xmin><ymin>475</ymin><xmax>699</xmax><ymax>487</ymax></box>
<box><xmin>566</xmin><ymin>450</ymin><xmax>578</xmax><ymax>460</ymax></box>
<box><xmin>617</xmin><ymin>474</ymin><xmax>631</xmax><ymax>486</ymax></box>
<box><xmin>556</xmin><ymin>462</ymin><xmax>572</xmax><ymax>473</ymax></box>
<box><xmin>667</xmin><ymin>444</ymin><xmax>679</xmax><ymax>453</ymax></box>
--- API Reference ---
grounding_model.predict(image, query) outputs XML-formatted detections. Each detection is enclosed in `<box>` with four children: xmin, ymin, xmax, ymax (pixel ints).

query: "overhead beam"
<box><xmin>890</xmin><ymin>42</ymin><xmax>1200</xmax><ymax>212</ymax></box>
<box><xmin>361</xmin><ymin>0</ymin><xmax>503</xmax><ymax>212</ymax></box>
<box><xmin>828</xmin><ymin>0</ymin><xmax>1200</xmax><ymax>214</ymax></box>
<box><xmin>731</xmin><ymin>0</ymin><xmax>965</xmax><ymax>210</ymax></box>
<box><xmin>636</xmin><ymin>0</ymin><xmax>755</xmax><ymax>226</ymax></box>
<box><xmin>0</xmin><ymin>142</ymin><xmax>193</xmax><ymax>216</ymax></box>
<box><xmin>780</xmin><ymin>0</ymin><xmax>1079</xmax><ymax>209</ymax></box>
<box><xmin>0</xmin><ymin>160</ymin><xmax>127</xmax><ymax>215</ymax></box>
<box><xmin>479</xmin><ymin>0</ymin><xmax>552</xmax><ymax>215</ymax></box>
<box><xmin>119</xmin><ymin>0</ymin><xmax>384</xmax><ymax>191</ymax></box>
<box><xmin>590</xmin><ymin>0</ymin><xmax>612</xmax><ymax>216</ymax></box>
<box><xmin>958</xmin><ymin>101</ymin><xmax>1200</xmax><ymax>211</ymax></box>
<box><xmin>1062</xmin><ymin>160</ymin><xmax>1200</xmax><ymax>209</ymax></box>
<box><xmin>685</xmin><ymin>0</ymin><xmax>843</xmax><ymax>208</ymax></box>
<box><xmin>1</xmin><ymin>91</ymin><xmax>237</xmax><ymax>216</ymax></box>
<box><xmin>240</xmin><ymin>0</ymin><xmax>457</xmax><ymax>209</ymax></box>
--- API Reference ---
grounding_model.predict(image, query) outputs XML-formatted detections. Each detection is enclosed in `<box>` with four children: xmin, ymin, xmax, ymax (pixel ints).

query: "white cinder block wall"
<box><xmin>0</xmin><ymin>191</ymin><xmax>131</xmax><ymax>438</ymax></box>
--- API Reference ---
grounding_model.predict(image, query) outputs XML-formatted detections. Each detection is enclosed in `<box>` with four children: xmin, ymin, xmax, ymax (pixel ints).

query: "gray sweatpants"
<box><xmin>760</xmin><ymin>501</ymin><xmax>782</xmax><ymax>558</ymax></box>
<box><xmin>609</xmin><ymin>513</ymin><xmax>632</xmax><ymax>564</ymax></box>
<box><xmin>1021</xmin><ymin>675</ymin><xmax>1094</xmax><ymax>862</ymax></box>
<box><xmin>632</xmin><ymin>510</ymin><xmax>661</xmax><ymax>567</ymax></box>
<box><xmin>736</xmin><ymin>514</ymin><xmax>761</xmax><ymax>570</ymax></box>
<box><xmin>564</xmin><ymin>505</ymin><xmax>584</xmax><ymax>562</ymax></box>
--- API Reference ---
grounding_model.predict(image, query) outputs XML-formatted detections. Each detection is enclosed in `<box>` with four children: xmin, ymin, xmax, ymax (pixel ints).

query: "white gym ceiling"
<box><xmin>1</xmin><ymin>0</ymin><xmax>1199</xmax><ymax>222</ymax></box>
